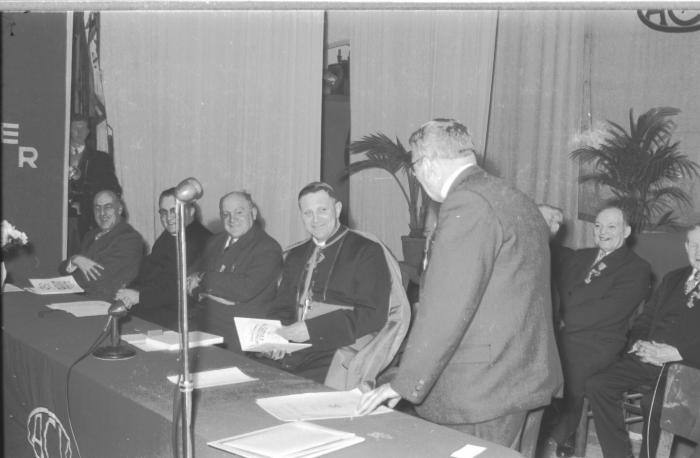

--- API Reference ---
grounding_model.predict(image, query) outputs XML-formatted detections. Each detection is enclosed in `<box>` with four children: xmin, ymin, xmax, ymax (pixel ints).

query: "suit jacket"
<box><xmin>628</xmin><ymin>266</ymin><xmax>700</xmax><ymax>367</ymax></box>
<box><xmin>131</xmin><ymin>220</ymin><xmax>211</xmax><ymax>326</ymax></box>
<box><xmin>391</xmin><ymin>165</ymin><xmax>563</xmax><ymax>424</ymax></box>
<box><xmin>558</xmin><ymin>245</ymin><xmax>651</xmax><ymax>344</ymax></box>
<box><xmin>60</xmin><ymin>220</ymin><xmax>143</xmax><ymax>300</ymax></box>
<box><xmin>194</xmin><ymin>224</ymin><xmax>282</xmax><ymax>316</ymax></box>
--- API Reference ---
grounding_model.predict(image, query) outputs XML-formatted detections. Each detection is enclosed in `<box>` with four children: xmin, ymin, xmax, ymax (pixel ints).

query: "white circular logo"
<box><xmin>26</xmin><ymin>407</ymin><xmax>73</xmax><ymax>458</ymax></box>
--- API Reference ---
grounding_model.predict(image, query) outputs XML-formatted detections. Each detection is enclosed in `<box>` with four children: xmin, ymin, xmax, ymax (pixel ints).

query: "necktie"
<box><xmin>684</xmin><ymin>269</ymin><xmax>700</xmax><ymax>295</ymax></box>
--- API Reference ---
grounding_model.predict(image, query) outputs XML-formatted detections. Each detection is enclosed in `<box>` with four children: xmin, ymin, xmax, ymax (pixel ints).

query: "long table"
<box><xmin>3</xmin><ymin>290</ymin><xmax>523</xmax><ymax>458</ymax></box>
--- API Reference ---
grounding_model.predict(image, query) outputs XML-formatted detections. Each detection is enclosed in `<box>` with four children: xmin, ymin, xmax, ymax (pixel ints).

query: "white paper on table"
<box><xmin>234</xmin><ymin>317</ymin><xmax>312</xmax><ymax>353</ymax></box>
<box><xmin>122</xmin><ymin>331</ymin><xmax>223</xmax><ymax>351</ymax></box>
<box><xmin>256</xmin><ymin>388</ymin><xmax>392</xmax><ymax>422</ymax></box>
<box><xmin>27</xmin><ymin>276</ymin><xmax>84</xmax><ymax>294</ymax></box>
<box><xmin>451</xmin><ymin>444</ymin><xmax>487</xmax><ymax>458</ymax></box>
<box><xmin>208</xmin><ymin>421</ymin><xmax>364</xmax><ymax>458</ymax></box>
<box><xmin>3</xmin><ymin>282</ymin><xmax>24</xmax><ymax>292</ymax></box>
<box><xmin>166</xmin><ymin>367</ymin><xmax>257</xmax><ymax>389</ymax></box>
<box><xmin>46</xmin><ymin>300</ymin><xmax>111</xmax><ymax>317</ymax></box>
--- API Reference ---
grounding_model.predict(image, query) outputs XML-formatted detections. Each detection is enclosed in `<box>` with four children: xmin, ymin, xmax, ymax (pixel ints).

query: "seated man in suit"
<box><xmin>67</xmin><ymin>118</ymin><xmax>122</xmax><ymax>255</ymax></box>
<box><xmin>263</xmin><ymin>182</ymin><xmax>394</xmax><ymax>385</ymax></box>
<box><xmin>115</xmin><ymin>187</ymin><xmax>211</xmax><ymax>328</ymax></box>
<box><xmin>60</xmin><ymin>190</ymin><xmax>143</xmax><ymax>300</ymax></box>
<box><xmin>187</xmin><ymin>191</ymin><xmax>282</xmax><ymax>350</ymax></box>
<box><xmin>586</xmin><ymin>223</ymin><xmax>700</xmax><ymax>458</ymax></box>
<box><xmin>551</xmin><ymin>206</ymin><xmax>651</xmax><ymax>457</ymax></box>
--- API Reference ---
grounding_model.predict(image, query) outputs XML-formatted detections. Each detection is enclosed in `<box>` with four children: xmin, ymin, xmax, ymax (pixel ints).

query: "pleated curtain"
<box><xmin>101</xmin><ymin>11</ymin><xmax>324</xmax><ymax>249</ymax></box>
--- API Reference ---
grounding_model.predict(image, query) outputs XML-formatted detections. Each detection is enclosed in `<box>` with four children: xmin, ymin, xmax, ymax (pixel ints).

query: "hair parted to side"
<box><xmin>297</xmin><ymin>181</ymin><xmax>338</xmax><ymax>202</ymax></box>
<box><xmin>597</xmin><ymin>204</ymin><xmax>631</xmax><ymax>228</ymax></box>
<box><xmin>409</xmin><ymin>118</ymin><xmax>477</xmax><ymax>160</ymax></box>
<box><xmin>219</xmin><ymin>191</ymin><xmax>256</xmax><ymax>212</ymax></box>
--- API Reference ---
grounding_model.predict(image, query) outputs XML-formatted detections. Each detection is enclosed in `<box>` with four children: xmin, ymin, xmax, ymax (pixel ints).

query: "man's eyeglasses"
<box><xmin>158</xmin><ymin>208</ymin><xmax>177</xmax><ymax>217</ymax></box>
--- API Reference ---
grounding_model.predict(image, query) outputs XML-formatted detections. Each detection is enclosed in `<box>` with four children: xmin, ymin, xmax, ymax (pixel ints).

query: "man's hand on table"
<box><xmin>69</xmin><ymin>255</ymin><xmax>104</xmax><ymax>281</ymax></box>
<box><xmin>115</xmin><ymin>288</ymin><xmax>140</xmax><ymax>309</ymax></box>
<box><xmin>356</xmin><ymin>383</ymin><xmax>402</xmax><ymax>415</ymax></box>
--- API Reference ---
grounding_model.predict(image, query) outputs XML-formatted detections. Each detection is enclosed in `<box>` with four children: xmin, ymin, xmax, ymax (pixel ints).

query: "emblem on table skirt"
<box><xmin>27</xmin><ymin>407</ymin><xmax>73</xmax><ymax>458</ymax></box>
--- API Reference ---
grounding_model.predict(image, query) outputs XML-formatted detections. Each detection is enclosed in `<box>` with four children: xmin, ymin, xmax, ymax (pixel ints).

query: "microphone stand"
<box><xmin>176</xmin><ymin>191</ymin><xmax>193</xmax><ymax>458</ymax></box>
<box><xmin>93</xmin><ymin>302</ymin><xmax>136</xmax><ymax>360</ymax></box>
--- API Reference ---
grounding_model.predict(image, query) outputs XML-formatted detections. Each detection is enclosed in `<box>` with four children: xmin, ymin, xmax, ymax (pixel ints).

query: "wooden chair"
<box><xmin>574</xmin><ymin>392</ymin><xmax>646</xmax><ymax>457</ymax></box>
<box><xmin>656</xmin><ymin>363</ymin><xmax>700</xmax><ymax>458</ymax></box>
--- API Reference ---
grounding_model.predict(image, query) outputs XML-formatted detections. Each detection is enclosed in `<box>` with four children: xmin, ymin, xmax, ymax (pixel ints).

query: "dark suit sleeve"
<box><xmin>563</xmin><ymin>260</ymin><xmax>651</xmax><ymax>331</ymax></box>
<box><xmin>92</xmin><ymin>230</ymin><xmax>143</xmax><ymax>291</ymax></box>
<box><xmin>305</xmin><ymin>242</ymin><xmax>390</xmax><ymax>350</ymax></box>
<box><xmin>392</xmin><ymin>191</ymin><xmax>500</xmax><ymax>403</ymax></box>
<box><xmin>678</xmin><ymin>335</ymin><xmax>700</xmax><ymax>367</ymax></box>
<box><xmin>628</xmin><ymin>275</ymin><xmax>669</xmax><ymax>344</ymax></box>
<box><xmin>266</xmin><ymin>253</ymin><xmax>303</xmax><ymax>323</ymax></box>
<box><xmin>201</xmin><ymin>239</ymin><xmax>282</xmax><ymax>303</ymax></box>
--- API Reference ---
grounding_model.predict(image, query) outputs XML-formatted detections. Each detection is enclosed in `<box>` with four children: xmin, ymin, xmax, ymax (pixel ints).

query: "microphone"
<box><xmin>108</xmin><ymin>299</ymin><xmax>129</xmax><ymax>317</ymax></box>
<box><xmin>175</xmin><ymin>177</ymin><xmax>203</xmax><ymax>203</ymax></box>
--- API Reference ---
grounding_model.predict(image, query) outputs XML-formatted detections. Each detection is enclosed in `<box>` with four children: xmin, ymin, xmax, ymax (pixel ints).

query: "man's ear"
<box><xmin>335</xmin><ymin>200</ymin><xmax>342</xmax><ymax>218</ymax></box>
<box><xmin>252</xmin><ymin>206</ymin><xmax>258</xmax><ymax>221</ymax></box>
<box><xmin>623</xmin><ymin>225</ymin><xmax>632</xmax><ymax>239</ymax></box>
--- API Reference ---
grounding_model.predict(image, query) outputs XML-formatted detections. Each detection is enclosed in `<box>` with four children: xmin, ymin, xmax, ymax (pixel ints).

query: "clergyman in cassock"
<box><xmin>264</xmin><ymin>182</ymin><xmax>405</xmax><ymax>386</ymax></box>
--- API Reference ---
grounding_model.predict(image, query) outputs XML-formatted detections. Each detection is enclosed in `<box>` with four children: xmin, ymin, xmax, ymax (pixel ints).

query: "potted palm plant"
<box><xmin>571</xmin><ymin>107</ymin><xmax>700</xmax><ymax>285</ymax></box>
<box><xmin>347</xmin><ymin>133</ymin><xmax>431</xmax><ymax>268</ymax></box>
<box><xmin>571</xmin><ymin>106</ymin><xmax>699</xmax><ymax>232</ymax></box>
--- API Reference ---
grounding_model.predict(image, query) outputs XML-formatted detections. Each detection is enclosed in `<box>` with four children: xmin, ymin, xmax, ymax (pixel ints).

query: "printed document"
<box><xmin>234</xmin><ymin>317</ymin><xmax>311</xmax><ymax>353</ymax></box>
<box><xmin>122</xmin><ymin>330</ymin><xmax>223</xmax><ymax>351</ymax></box>
<box><xmin>256</xmin><ymin>389</ymin><xmax>392</xmax><ymax>421</ymax></box>
<box><xmin>27</xmin><ymin>276</ymin><xmax>84</xmax><ymax>295</ymax></box>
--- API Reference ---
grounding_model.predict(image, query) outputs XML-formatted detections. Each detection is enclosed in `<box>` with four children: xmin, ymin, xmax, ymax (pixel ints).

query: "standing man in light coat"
<box><xmin>358</xmin><ymin>118</ymin><xmax>563</xmax><ymax>454</ymax></box>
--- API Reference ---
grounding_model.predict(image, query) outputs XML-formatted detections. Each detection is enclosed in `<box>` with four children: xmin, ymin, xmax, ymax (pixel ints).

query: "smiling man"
<box><xmin>60</xmin><ymin>190</ymin><xmax>143</xmax><ymax>300</ymax></box>
<box><xmin>115</xmin><ymin>187</ymin><xmax>211</xmax><ymax>328</ymax></box>
<box><xmin>187</xmin><ymin>191</ymin><xmax>282</xmax><ymax>350</ymax></box>
<box><xmin>586</xmin><ymin>224</ymin><xmax>700</xmax><ymax>458</ymax></box>
<box><xmin>549</xmin><ymin>205</ymin><xmax>651</xmax><ymax>457</ymax></box>
<box><xmin>263</xmin><ymin>182</ymin><xmax>393</xmax><ymax>384</ymax></box>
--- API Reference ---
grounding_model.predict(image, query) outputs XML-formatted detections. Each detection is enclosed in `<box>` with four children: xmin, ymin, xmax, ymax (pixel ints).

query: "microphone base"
<box><xmin>92</xmin><ymin>345</ymin><xmax>136</xmax><ymax>360</ymax></box>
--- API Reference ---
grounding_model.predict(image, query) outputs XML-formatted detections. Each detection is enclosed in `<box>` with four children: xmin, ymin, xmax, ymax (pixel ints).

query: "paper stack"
<box><xmin>208</xmin><ymin>421</ymin><xmax>364</xmax><ymax>458</ymax></box>
<box><xmin>122</xmin><ymin>330</ymin><xmax>223</xmax><ymax>351</ymax></box>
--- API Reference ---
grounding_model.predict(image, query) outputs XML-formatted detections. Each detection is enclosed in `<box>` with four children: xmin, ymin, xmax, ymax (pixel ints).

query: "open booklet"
<box><xmin>234</xmin><ymin>317</ymin><xmax>312</xmax><ymax>353</ymax></box>
<box><xmin>208</xmin><ymin>421</ymin><xmax>364</xmax><ymax>458</ymax></box>
<box><xmin>27</xmin><ymin>276</ymin><xmax>84</xmax><ymax>295</ymax></box>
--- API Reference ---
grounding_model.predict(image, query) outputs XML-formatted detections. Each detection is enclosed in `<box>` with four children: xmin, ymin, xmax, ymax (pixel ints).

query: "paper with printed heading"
<box><xmin>234</xmin><ymin>317</ymin><xmax>311</xmax><ymax>353</ymax></box>
<box><xmin>46</xmin><ymin>300</ymin><xmax>110</xmax><ymax>317</ymax></box>
<box><xmin>167</xmin><ymin>367</ymin><xmax>257</xmax><ymax>389</ymax></box>
<box><xmin>256</xmin><ymin>389</ymin><xmax>392</xmax><ymax>421</ymax></box>
<box><xmin>27</xmin><ymin>276</ymin><xmax>84</xmax><ymax>295</ymax></box>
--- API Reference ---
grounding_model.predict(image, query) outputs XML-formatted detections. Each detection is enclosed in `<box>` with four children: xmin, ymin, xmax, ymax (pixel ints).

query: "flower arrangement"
<box><xmin>2</xmin><ymin>220</ymin><xmax>29</xmax><ymax>252</ymax></box>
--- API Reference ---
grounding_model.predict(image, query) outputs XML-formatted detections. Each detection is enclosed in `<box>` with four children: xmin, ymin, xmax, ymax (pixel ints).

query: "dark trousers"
<box><xmin>551</xmin><ymin>335</ymin><xmax>622</xmax><ymax>445</ymax></box>
<box><xmin>585</xmin><ymin>356</ymin><xmax>668</xmax><ymax>458</ymax></box>
<box><xmin>448</xmin><ymin>408</ymin><xmax>544</xmax><ymax>458</ymax></box>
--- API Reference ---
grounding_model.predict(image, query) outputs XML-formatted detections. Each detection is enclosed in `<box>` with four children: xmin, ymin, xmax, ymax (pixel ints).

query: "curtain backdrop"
<box><xmin>101</xmin><ymin>11</ymin><xmax>323</xmax><ymax>249</ymax></box>
<box><xmin>342</xmin><ymin>10</ymin><xmax>498</xmax><ymax>257</ymax></box>
<box><xmin>484</xmin><ymin>10</ymin><xmax>589</xmax><ymax>247</ymax></box>
<box><xmin>589</xmin><ymin>10</ymin><xmax>700</xmax><ymax>227</ymax></box>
